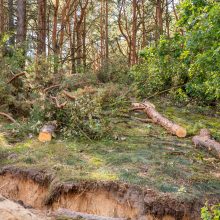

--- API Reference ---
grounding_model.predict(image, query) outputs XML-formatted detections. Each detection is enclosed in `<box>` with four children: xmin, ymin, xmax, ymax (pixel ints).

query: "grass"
<box><xmin>0</xmin><ymin>102</ymin><xmax>220</xmax><ymax>201</ymax></box>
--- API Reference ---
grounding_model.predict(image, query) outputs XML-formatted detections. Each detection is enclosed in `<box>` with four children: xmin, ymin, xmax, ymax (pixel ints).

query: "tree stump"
<box><xmin>38</xmin><ymin>122</ymin><xmax>57</xmax><ymax>142</ymax></box>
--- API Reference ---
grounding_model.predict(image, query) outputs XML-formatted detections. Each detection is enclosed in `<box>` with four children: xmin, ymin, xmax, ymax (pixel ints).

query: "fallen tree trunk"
<box><xmin>54</xmin><ymin>208</ymin><xmax>127</xmax><ymax>220</ymax></box>
<box><xmin>132</xmin><ymin>101</ymin><xmax>187</xmax><ymax>138</ymax></box>
<box><xmin>192</xmin><ymin>129</ymin><xmax>220</xmax><ymax>159</ymax></box>
<box><xmin>38</xmin><ymin>122</ymin><xmax>57</xmax><ymax>142</ymax></box>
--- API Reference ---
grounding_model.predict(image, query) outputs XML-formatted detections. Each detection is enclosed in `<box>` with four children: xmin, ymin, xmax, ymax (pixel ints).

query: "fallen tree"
<box><xmin>132</xmin><ymin>101</ymin><xmax>187</xmax><ymax>138</ymax></box>
<box><xmin>192</xmin><ymin>129</ymin><xmax>220</xmax><ymax>159</ymax></box>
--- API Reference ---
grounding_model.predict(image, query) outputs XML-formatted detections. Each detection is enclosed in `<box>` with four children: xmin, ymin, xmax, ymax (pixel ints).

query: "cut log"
<box><xmin>53</xmin><ymin>208</ymin><xmax>127</xmax><ymax>220</ymax></box>
<box><xmin>38</xmin><ymin>122</ymin><xmax>57</xmax><ymax>142</ymax></box>
<box><xmin>192</xmin><ymin>129</ymin><xmax>220</xmax><ymax>159</ymax></box>
<box><xmin>132</xmin><ymin>101</ymin><xmax>187</xmax><ymax>138</ymax></box>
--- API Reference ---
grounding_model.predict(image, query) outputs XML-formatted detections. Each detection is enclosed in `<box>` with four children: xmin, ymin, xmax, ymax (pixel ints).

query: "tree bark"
<box><xmin>59</xmin><ymin>0</ymin><xmax>71</xmax><ymax>57</ymax></box>
<box><xmin>131</xmin><ymin>0</ymin><xmax>137</xmax><ymax>65</ymax></box>
<box><xmin>165</xmin><ymin>0</ymin><xmax>170</xmax><ymax>38</ymax></box>
<box><xmin>132</xmin><ymin>101</ymin><xmax>187</xmax><ymax>138</ymax></box>
<box><xmin>52</xmin><ymin>0</ymin><xmax>59</xmax><ymax>74</ymax></box>
<box><xmin>192</xmin><ymin>129</ymin><xmax>220</xmax><ymax>159</ymax></box>
<box><xmin>100</xmin><ymin>0</ymin><xmax>104</xmax><ymax>67</ymax></box>
<box><xmin>0</xmin><ymin>0</ymin><xmax>4</xmax><ymax>35</ymax></box>
<box><xmin>17</xmin><ymin>0</ymin><xmax>26</xmax><ymax>44</ymax></box>
<box><xmin>16</xmin><ymin>0</ymin><xmax>26</xmax><ymax>68</ymax></box>
<box><xmin>8</xmin><ymin>0</ymin><xmax>15</xmax><ymax>45</ymax></box>
<box><xmin>141</xmin><ymin>0</ymin><xmax>146</xmax><ymax>48</ymax></box>
<box><xmin>82</xmin><ymin>15</ymin><xmax>87</xmax><ymax>70</ymax></box>
<box><xmin>37</xmin><ymin>0</ymin><xmax>47</xmax><ymax>55</ymax></box>
<box><xmin>155</xmin><ymin>0</ymin><xmax>163</xmax><ymax>40</ymax></box>
<box><xmin>105</xmin><ymin>0</ymin><xmax>109</xmax><ymax>67</ymax></box>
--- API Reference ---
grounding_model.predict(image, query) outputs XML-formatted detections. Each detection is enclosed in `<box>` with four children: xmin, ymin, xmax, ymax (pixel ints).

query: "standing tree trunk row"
<box><xmin>37</xmin><ymin>0</ymin><xmax>47</xmax><ymax>55</ymax></box>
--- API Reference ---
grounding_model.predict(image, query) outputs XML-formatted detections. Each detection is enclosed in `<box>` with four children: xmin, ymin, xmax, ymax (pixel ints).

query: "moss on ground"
<box><xmin>0</xmin><ymin>103</ymin><xmax>220</xmax><ymax>201</ymax></box>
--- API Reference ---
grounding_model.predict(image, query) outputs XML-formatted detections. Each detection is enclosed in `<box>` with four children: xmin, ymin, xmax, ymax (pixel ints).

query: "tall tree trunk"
<box><xmin>76</xmin><ymin>23</ymin><xmax>82</xmax><ymax>67</ymax></box>
<box><xmin>59</xmin><ymin>0</ymin><xmax>71</xmax><ymax>57</ymax></box>
<box><xmin>82</xmin><ymin>15</ymin><xmax>86</xmax><ymax>71</ymax></box>
<box><xmin>8</xmin><ymin>0</ymin><xmax>15</xmax><ymax>45</ymax></box>
<box><xmin>0</xmin><ymin>0</ymin><xmax>4</xmax><ymax>36</ymax></box>
<box><xmin>100</xmin><ymin>0</ymin><xmax>104</xmax><ymax>67</ymax></box>
<box><xmin>131</xmin><ymin>0</ymin><xmax>137</xmax><ymax>66</ymax></box>
<box><xmin>52</xmin><ymin>0</ymin><xmax>59</xmax><ymax>74</ymax></box>
<box><xmin>17</xmin><ymin>0</ymin><xmax>26</xmax><ymax>44</ymax></box>
<box><xmin>165</xmin><ymin>0</ymin><xmax>170</xmax><ymax>38</ymax></box>
<box><xmin>71</xmin><ymin>17</ymin><xmax>76</xmax><ymax>74</ymax></box>
<box><xmin>141</xmin><ymin>0</ymin><xmax>146</xmax><ymax>48</ymax></box>
<box><xmin>17</xmin><ymin>0</ymin><xmax>26</xmax><ymax>68</ymax></box>
<box><xmin>37</xmin><ymin>0</ymin><xmax>47</xmax><ymax>55</ymax></box>
<box><xmin>47</xmin><ymin>4</ymin><xmax>51</xmax><ymax>57</ymax></box>
<box><xmin>105</xmin><ymin>0</ymin><xmax>109</xmax><ymax>67</ymax></box>
<box><xmin>155</xmin><ymin>0</ymin><xmax>163</xmax><ymax>40</ymax></box>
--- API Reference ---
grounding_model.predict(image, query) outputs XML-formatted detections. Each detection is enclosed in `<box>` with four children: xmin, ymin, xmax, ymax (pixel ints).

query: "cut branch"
<box><xmin>132</xmin><ymin>101</ymin><xmax>187</xmax><ymax>138</ymax></box>
<box><xmin>192</xmin><ymin>129</ymin><xmax>220</xmax><ymax>159</ymax></box>
<box><xmin>0</xmin><ymin>112</ymin><xmax>16</xmax><ymax>123</ymax></box>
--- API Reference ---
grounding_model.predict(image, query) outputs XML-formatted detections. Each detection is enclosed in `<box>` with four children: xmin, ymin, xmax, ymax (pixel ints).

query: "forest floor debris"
<box><xmin>0</xmin><ymin>99</ymin><xmax>220</xmax><ymax>219</ymax></box>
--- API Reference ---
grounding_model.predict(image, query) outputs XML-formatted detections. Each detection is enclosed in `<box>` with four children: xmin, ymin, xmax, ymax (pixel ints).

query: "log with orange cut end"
<box><xmin>132</xmin><ymin>101</ymin><xmax>187</xmax><ymax>138</ymax></box>
<box><xmin>38</xmin><ymin>122</ymin><xmax>57</xmax><ymax>142</ymax></box>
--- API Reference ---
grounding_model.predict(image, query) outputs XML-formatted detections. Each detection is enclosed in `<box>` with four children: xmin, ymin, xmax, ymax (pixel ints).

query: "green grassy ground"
<box><xmin>0</xmin><ymin>102</ymin><xmax>220</xmax><ymax>200</ymax></box>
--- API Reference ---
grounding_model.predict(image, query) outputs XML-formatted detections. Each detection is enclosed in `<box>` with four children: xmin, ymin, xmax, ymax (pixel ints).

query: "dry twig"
<box><xmin>51</xmin><ymin>96</ymin><xmax>67</xmax><ymax>109</ymax></box>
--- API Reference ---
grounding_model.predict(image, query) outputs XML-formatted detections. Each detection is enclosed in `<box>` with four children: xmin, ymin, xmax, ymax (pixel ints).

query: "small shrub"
<box><xmin>201</xmin><ymin>203</ymin><xmax>220</xmax><ymax>220</ymax></box>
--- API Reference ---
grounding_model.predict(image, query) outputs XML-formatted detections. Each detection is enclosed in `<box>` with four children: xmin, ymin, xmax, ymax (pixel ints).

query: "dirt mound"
<box><xmin>0</xmin><ymin>166</ymin><xmax>213</xmax><ymax>220</ymax></box>
<box><xmin>0</xmin><ymin>195</ymin><xmax>51</xmax><ymax>220</ymax></box>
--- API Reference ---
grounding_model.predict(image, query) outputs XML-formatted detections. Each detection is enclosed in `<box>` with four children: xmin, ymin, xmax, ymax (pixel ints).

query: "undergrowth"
<box><xmin>1</xmin><ymin>101</ymin><xmax>220</xmax><ymax>201</ymax></box>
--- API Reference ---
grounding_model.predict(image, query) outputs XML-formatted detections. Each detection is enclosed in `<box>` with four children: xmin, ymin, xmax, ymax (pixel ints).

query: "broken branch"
<box><xmin>0</xmin><ymin>112</ymin><xmax>16</xmax><ymax>123</ymax></box>
<box><xmin>51</xmin><ymin>96</ymin><xmax>67</xmax><ymax>109</ymax></box>
<box><xmin>63</xmin><ymin>90</ymin><xmax>76</xmax><ymax>100</ymax></box>
<box><xmin>44</xmin><ymin>84</ymin><xmax>61</xmax><ymax>93</ymax></box>
<box><xmin>7</xmin><ymin>72</ymin><xmax>26</xmax><ymax>84</ymax></box>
